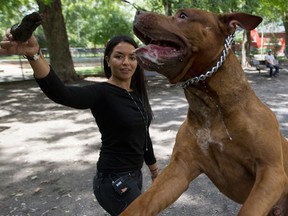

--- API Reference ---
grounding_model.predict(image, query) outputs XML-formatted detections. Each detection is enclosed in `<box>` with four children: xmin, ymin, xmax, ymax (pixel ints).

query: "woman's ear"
<box><xmin>105</xmin><ymin>56</ymin><xmax>110</xmax><ymax>67</ymax></box>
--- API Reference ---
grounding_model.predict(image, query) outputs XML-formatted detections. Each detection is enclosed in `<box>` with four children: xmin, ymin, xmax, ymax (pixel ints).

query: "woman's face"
<box><xmin>106</xmin><ymin>42</ymin><xmax>138</xmax><ymax>81</ymax></box>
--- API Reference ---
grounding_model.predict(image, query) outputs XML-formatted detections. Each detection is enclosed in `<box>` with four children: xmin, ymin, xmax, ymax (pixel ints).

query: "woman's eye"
<box><xmin>179</xmin><ymin>12</ymin><xmax>188</xmax><ymax>19</ymax></box>
<box><xmin>115</xmin><ymin>55</ymin><xmax>123</xmax><ymax>59</ymax></box>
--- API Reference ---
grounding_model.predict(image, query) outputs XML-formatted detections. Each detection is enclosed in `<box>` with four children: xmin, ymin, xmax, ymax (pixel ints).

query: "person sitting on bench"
<box><xmin>265</xmin><ymin>49</ymin><xmax>280</xmax><ymax>77</ymax></box>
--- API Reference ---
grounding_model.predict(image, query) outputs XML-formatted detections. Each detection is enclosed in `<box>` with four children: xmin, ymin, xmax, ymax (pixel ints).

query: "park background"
<box><xmin>0</xmin><ymin>0</ymin><xmax>287</xmax><ymax>82</ymax></box>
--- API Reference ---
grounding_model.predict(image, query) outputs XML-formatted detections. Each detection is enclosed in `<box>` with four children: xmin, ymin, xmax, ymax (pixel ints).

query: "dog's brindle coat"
<box><xmin>121</xmin><ymin>8</ymin><xmax>288</xmax><ymax>216</ymax></box>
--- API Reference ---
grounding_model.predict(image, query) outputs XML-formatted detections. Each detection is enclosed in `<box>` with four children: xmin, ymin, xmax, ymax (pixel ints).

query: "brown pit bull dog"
<box><xmin>120</xmin><ymin>8</ymin><xmax>288</xmax><ymax>216</ymax></box>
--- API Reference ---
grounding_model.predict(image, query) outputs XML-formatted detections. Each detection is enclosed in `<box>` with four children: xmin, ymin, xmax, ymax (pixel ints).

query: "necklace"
<box><xmin>125</xmin><ymin>90</ymin><xmax>149</xmax><ymax>151</ymax></box>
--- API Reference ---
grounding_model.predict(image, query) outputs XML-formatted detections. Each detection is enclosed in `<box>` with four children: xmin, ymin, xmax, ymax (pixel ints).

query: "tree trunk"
<box><xmin>241</xmin><ymin>30</ymin><xmax>251</xmax><ymax>68</ymax></box>
<box><xmin>162</xmin><ymin>0</ymin><xmax>172</xmax><ymax>16</ymax></box>
<box><xmin>283</xmin><ymin>15</ymin><xmax>288</xmax><ymax>59</ymax></box>
<box><xmin>36</xmin><ymin>0</ymin><xmax>78</xmax><ymax>83</ymax></box>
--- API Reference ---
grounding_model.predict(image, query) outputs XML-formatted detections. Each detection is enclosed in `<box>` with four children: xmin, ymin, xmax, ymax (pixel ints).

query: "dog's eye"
<box><xmin>179</xmin><ymin>12</ymin><xmax>188</xmax><ymax>19</ymax></box>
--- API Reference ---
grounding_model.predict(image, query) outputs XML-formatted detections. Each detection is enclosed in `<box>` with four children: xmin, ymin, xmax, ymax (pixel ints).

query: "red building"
<box><xmin>250</xmin><ymin>25</ymin><xmax>286</xmax><ymax>55</ymax></box>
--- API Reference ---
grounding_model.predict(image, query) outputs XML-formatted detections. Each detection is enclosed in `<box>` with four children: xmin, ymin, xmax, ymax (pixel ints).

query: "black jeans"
<box><xmin>93</xmin><ymin>170</ymin><xmax>142</xmax><ymax>216</ymax></box>
<box><xmin>266</xmin><ymin>63</ymin><xmax>280</xmax><ymax>77</ymax></box>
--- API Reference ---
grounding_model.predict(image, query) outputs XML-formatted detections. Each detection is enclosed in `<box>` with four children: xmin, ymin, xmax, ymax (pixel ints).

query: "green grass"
<box><xmin>75</xmin><ymin>66</ymin><xmax>104</xmax><ymax>76</ymax></box>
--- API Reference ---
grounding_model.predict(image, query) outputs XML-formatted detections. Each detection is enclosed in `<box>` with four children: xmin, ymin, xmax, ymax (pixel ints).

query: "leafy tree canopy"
<box><xmin>62</xmin><ymin>0</ymin><xmax>135</xmax><ymax>47</ymax></box>
<box><xmin>0</xmin><ymin>0</ymin><xmax>287</xmax><ymax>53</ymax></box>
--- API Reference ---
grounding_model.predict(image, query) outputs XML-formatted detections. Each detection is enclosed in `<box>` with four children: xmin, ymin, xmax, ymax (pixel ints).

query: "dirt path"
<box><xmin>0</xmin><ymin>67</ymin><xmax>288</xmax><ymax>216</ymax></box>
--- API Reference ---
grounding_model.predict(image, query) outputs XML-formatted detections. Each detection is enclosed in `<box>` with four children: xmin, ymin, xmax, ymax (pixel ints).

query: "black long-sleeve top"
<box><xmin>35</xmin><ymin>67</ymin><xmax>156</xmax><ymax>173</ymax></box>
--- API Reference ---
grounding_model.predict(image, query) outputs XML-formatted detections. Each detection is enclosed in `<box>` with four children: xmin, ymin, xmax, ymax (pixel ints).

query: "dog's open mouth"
<box><xmin>133</xmin><ymin>26</ymin><xmax>185</xmax><ymax>70</ymax></box>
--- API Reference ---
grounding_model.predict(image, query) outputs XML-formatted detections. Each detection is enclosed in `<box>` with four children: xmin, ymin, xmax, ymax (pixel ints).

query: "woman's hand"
<box><xmin>0</xmin><ymin>29</ymin><xmax>39</xmax><ymax>57</ymax></box>
<box><xmin>148</xmin><ymin>163</ymin><xmax>159</xmax><ymax>181</ymax></box>
<box><xmin>0</xmin><ymin>28</ymin><xmax>50</xmax><ymax>79</ymax></box>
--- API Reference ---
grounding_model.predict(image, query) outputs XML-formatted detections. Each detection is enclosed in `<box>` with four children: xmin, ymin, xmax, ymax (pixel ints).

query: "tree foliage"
<box><xmin>62</xmin><ymin>0</ymin><xmax>134</xmax><ymax>47</ymax></box>
<box><xmin>1</xmin><ymin>0</ymin><xmax>135</xmax><ymax>48</ymax></box>
<box><xmin>0</xmin><ymin>0</ymin><xmax>36</xmax><ymax>33</ymax></box>
<box><xmin>1</xmin><ymin>0</ymin><xmax>286</xmax><ymax>49</ymax></box>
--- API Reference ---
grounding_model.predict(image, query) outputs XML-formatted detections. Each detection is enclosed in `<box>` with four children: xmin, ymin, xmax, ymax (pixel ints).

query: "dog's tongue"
<box><xmin>134</xmin><ymin>44</ymin><xmax>179</xmax><ymax>65</ymax></box>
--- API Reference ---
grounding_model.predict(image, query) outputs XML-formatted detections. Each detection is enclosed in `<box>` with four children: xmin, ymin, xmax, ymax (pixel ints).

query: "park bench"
<box><xmin>251</xmin><ymin>59</ymin><xmax>267</xmax><ymax>75</ymax></box>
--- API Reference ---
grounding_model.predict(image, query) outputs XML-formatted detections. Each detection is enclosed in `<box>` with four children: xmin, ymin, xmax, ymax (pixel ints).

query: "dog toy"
<box><xmin>10</xmin><ymin>12</ymin><xmax>42</xmax><ymax>42</ymax></box>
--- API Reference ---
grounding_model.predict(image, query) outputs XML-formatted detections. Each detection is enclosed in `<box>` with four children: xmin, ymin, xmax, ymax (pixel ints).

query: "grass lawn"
<box><xmin>75</xmin><ymin>66</ymin><xmax>104</xmax><ymax>77</ymax></box>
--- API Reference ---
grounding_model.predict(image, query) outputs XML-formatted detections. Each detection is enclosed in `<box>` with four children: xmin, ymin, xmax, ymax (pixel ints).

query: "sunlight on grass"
<box><xmin>75</xmin><ymin>66</ymin><xmax>104</xmax><ymax>76</ymax></box>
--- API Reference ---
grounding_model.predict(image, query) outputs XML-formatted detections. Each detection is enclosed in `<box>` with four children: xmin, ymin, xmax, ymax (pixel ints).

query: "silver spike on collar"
<box><xmin>181</xmin><ymin>32</ymin><xmax>235</xmax><ymax>88</ymax></box>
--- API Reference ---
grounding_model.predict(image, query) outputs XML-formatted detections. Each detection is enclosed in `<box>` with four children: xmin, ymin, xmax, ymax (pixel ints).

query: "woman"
<box><xmin>0</xmin><ymin>32</ymin><xmax>159</xmax><ymax>215</ymax></box>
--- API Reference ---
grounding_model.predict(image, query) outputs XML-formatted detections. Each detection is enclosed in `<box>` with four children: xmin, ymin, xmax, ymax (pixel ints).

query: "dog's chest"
<box><xmin>185</xmin><ymin>88</ymin><xmax>234</xmax><ymax>154</ymax></box>
<box><xmin>195</xmin><ymin>127</ymin><xmax>224</xmax><ymax>154</ymax></box>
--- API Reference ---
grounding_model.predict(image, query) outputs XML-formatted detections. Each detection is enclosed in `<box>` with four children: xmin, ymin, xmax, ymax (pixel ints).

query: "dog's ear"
<box><xmin>219</xmin><ymin>13</ymin><xmax>262</xmax><ymax>33</ymax></box>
